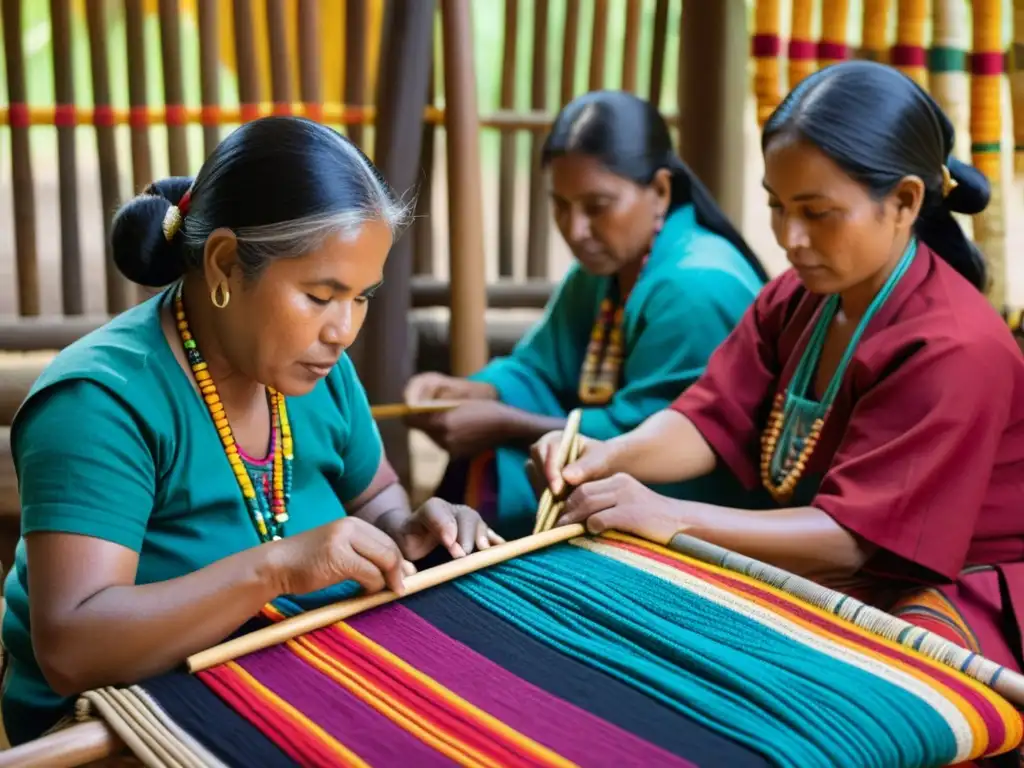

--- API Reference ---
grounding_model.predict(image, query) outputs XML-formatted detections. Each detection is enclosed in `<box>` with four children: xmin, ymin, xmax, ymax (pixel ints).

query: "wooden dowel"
<box><xmin>533</xmin><ymin>409</ymin><xmax>582</xmax><ymax>534</ymax></box>
<box><xmin>370</xmin><ymin>401</ymin><xmax>460</xmax><ymax>420</ymax></box>
<box><xmin>187</xmin><ymin>524</ymin><xmax>586</xmax><ymax>673</ymax></box>
<box><xmin>0</xmin><ymin>720</ymin><xmax>123</xmax><ymax>768</ymax></box>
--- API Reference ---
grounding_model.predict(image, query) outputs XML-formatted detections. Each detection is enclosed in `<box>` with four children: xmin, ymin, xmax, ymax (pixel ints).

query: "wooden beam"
<box><xmin>440</xmin><ymin>0</ymin><xmax>489</xmax><ymax>376</ymax></box>
<box><xmin>357</xmin><ymin>0</ymin><xmax>437</xmax><ymax>485</ymax></box>
<box><xmin>678</xmin><ymin>0</ymin><xmax>747</xmax><ymax>224</ymax></box>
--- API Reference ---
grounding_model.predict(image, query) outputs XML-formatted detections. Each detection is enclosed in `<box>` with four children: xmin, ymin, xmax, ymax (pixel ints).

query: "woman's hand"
<box><xmin>404</xmin><ymin>372</ymin><xmax>497</xmax><ymax>404</ymax></box>
<box><xmin>554</xmin><ymin>473</ymin><xmax>689</xmax><ymax>545</ymax></box>
<box><xmin>272</xmin><ymin>517</ymin><xmax>415</xmax><ymax>597</ymax></box>
<box><xmin>377</xmin><ymin>497</ymin><xmax>504</xmax><ymax>562</ymax></box>
<box><xmin>529</xmin><ymin>430</ymin><xmax>619</xmax><ymax>496</ymax></box>
<box><xmin>410</xmin><ymin>401</ymin><xmax>515</xmax><ymax>458</ymax></box>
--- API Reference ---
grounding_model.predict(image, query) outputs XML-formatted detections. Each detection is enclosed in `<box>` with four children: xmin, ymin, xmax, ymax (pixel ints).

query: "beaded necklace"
<box><xmin>760</xmin><ymin>239</ymin><xmax>917</xmax><ymax>503</ymax></box>
<box><xmin>578</xmin><ymin>254</ymin><xmax>652</xmax><ymax>405</ymax></box>
<box><xmin>173</xmin><ymin>283</ymin><xmax>293</xmax><ymax>542</ymax></box>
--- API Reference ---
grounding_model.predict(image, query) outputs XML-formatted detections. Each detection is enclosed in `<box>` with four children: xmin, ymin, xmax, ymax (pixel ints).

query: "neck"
<box><xmin>838</xmin><ymin>233</ymin><xmax>912</xmax><ymax>322</ymax></box>
<box><xmin>616</xmin><ymin>249</ymin><xmax>649</xmax><ymax>298</ymax></box>
<box><xmin>179</xmin><ymin>275</ymin><xmax>265</xmax><ymax>411</ymax></box>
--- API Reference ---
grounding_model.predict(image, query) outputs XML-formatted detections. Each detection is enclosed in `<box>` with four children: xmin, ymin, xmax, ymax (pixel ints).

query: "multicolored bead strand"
<box><xmin>971</xmin><ymin>0</ymin><xmax>1006</xmax><ymax>311</ymax></box>
<box><xmin>817</xmin><ymin>0</ymin><xmax>850</xmax><ymax>69</ymax></box>
<box><xmin>578</xmin><ymin>298</ymin><xmax>625</xmax><ymax>405</ymax></box>
<box><xmin>860</xmin><ymin>0</ymin><xmax>891</xmax><ymax>64</ymax></box>
<box><xmin>174</xmin><ymin>283</ymin><xmax>292</xmax><ymax>542</ymax></box>
<box><xmin>1013</xmin><ymin>0</ymin><xmax>1024</xmax><ymax>173</ymax></box>
<box><xmin>751</xmin><ymin>0</ymin><xmax>783</xmax><ymax>127</ymax></box>
<box><xmin>892</xmin><ymin>0</ymin><xmax>929</xmax><ymax>89</ymax></box>
<box><xmin>787</xmin><ymin>0</ymin><xmax>816</xmax><ymax>90</ymax></box>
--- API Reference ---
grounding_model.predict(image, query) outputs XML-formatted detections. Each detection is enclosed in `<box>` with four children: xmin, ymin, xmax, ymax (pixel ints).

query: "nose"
<box><xmin>778</xmin><ymin>214</ymin><xmax>811</xmax><ymax>252</ymax></box>
<box><xmin>566</xmin><ymin>208</ymin><xmax>591</xmax><ymax>245</ymax></box>
<box><xmin>320</xmin><ymin>300</ymin><xmax>357</xmax><ymax>349</ymax></box>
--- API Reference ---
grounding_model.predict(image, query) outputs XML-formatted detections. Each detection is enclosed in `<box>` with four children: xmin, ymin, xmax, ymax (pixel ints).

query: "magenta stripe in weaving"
<box><xmin>751</xmin><ymin>34</ymin><xmax>781</xmax><ymax>57</ymax></box>
<box><xmin>816</xmin><ymin>41</ymin><xmax>849</xmax><ymax>60</ymax></box>
<box><xmin>236</xmin><ymin>643</ymin><xmax>454</xmax><ymax>767</ymax></box>
<box><xmin>970</xmin><ymin>51</ymin><xmax>1004</xmax><ymax>75</ymax></box>
<box><xmin>348</xmin><ymin>604</ymin><xmax>699</xmax><ymax>767</ymax></box>
<box><xmin>787</xmin><ymin>39</ymin><xmax>816</xmax><ymax>59</ymax></box>
<box><xmin>890</xmin><ymin>44</ymin><xmax>927</xmax><ymax>67</ymax></box>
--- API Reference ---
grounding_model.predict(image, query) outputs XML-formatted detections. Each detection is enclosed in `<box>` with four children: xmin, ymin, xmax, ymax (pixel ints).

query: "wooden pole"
<box><xmin>678</xmin><ymin>0</ymin><xmax>747</xmax><ymax>225</ymax></box>
<box><xmin>358</xmin><ymin>0</ymin><xmax>437</xmax><ymax>485</ymax></box>
<box><xmin>440</xmin><ymin>0</ymin><xmax>489</xmax><ymax>376</ymax></box>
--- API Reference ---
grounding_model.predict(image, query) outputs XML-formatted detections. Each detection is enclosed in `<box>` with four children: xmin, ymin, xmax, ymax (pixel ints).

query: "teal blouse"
<box><xmin>1</xmin><ymin>287</ymin><xmax>383</xmax><ymax>745</ymax></box>
<box><xmin>471</xmin><ymin>204</ymin><xmax>766</xmax><ymax>536</ymax></box>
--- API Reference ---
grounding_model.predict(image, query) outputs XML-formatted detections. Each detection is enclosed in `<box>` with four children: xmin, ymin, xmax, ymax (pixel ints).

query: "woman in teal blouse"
<box><xmin>406</xmin><ymin>91</ymin><xmax>769</xmax><ymax>539</ymax></box>
<box><xmin>0</xmin><ymin>117</ymin><xmax>497</xmax><ymax>745</ymax></box>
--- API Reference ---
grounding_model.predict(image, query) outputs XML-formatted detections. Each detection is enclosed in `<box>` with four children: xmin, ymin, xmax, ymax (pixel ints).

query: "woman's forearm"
<box><xmin>33</xmin><ymin>542</ymin><xmax>283</xmax><ymax>695</ymax></box>
<box><xmin>604</xmin><ymin>410</ymin><xmax>717</xmax><ymax>484</ymax></box>
<box><xmin>500</xmin><ymin>408</ymin><xmax>566</xmax><ymax>447</ymax></box>
<box><xmin>679</xmin><ymin>502</ymin><xmax>873</xmax><ymax>580</ymax></box>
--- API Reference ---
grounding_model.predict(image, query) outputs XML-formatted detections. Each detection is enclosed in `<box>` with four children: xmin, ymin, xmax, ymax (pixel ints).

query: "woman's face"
<box><xmin>549</xmin><ymin>153</ymin><xmax>670</xmax><ymax>276</ymax></box>
<box><xmin>207</xmin><ymin>218</ymin><xmax>392</xmax><ymax>396</ymax></box>
<box><xmin>762</xmin><ymin>135</ymin><xmax>921</xmax><ymax>296</ymax></box>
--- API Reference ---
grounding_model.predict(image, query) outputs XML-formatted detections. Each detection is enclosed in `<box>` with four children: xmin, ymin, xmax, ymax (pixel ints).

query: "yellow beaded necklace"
<box><xmin>173</xmin><ymin>283</ymin><xmax>293</xmax><ymax>542</ymax></box>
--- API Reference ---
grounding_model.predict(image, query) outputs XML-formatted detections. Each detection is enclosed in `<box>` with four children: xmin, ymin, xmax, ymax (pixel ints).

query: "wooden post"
<box><xmin>678</xmin><ymin>0</ymin><xmax>747</xmax><ymax>225</ymax></box>
<box><xmin>360</xmin><ymin>0</ymin><xmax>437</xmax><ymax>485</ymax></box>
<box><xmin>441</xmin><ymin>0</ymin><xmax>488</xmax><ymax>376</ymax></box>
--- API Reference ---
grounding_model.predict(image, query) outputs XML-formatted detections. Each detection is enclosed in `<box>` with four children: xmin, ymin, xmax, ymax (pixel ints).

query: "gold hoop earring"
<box><xmin>211</xmin><ymin>282</ymin><xmax>230</xmax><ymax>309</ymax></box>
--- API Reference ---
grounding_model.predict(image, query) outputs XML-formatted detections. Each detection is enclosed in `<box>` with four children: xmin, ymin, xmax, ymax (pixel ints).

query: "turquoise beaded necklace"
<box><xmin>760</xmin><ymin>238</ymin><xmax>918</xmax><ymax>503</ymax></box>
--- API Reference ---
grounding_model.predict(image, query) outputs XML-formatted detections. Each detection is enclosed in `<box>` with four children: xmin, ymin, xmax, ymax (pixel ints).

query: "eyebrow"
<box><xmin>306</xmin><ymin>278</ymin><xmax>384</xmax><ymax>294</ymax></box>
<box><xmin>761</xmin><ymin>180</ymin><xmax>828</xmax><ymax>202</ymax></box>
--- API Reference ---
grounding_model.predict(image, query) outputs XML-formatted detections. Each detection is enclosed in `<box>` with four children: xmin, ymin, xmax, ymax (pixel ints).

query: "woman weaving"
<box><xmin>407</xmin><ymin>91</ymin><xmax>769</xmax><ymax>539</ymax></box>
<box><xmin>534</xmin><ymin>61</ymin><xmax>1024</xmax><ymax>703</ymax></box>
<box><xmin>0</xmin><ymin>117</ymin><xmax>499</xmax><ymax>745</ymax></box>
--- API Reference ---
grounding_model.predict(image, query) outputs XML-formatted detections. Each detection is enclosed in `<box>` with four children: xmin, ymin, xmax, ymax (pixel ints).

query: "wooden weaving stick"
<box><xmin>532</xmin><ymin>409</ymin><xmax>583</xmax><ymax>534</ymax></box>
<box><xmin>186</xmin><ymin>524</ymin><xmax>586</xmax><ymax>673</ymax></box>
<box><xmin>370</xmin><ymin>400</ymin><xmax>460</xmax><ymax>420</ymax></box>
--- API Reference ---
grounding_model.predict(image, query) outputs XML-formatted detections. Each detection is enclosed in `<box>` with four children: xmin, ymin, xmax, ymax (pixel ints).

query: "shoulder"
<box><xmin>16</xmin><ymin>295</ymin><xmax>171</xmax><ymax>435</ymax></box>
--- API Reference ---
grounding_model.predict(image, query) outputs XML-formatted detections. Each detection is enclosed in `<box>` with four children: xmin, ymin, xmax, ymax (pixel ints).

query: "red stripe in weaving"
<box><xmin>750</xmin><ymin>34</ymin><xmax>781</xmax><ymax>57</ymax></box>
<box><xmin>305</xmin><ymin>626</ymin><xmax>539</xmax><ymax>767</ymax></box>
<box><xmin>816</xmin><ymin>41</ymin><xmax>849</xmax><ymax>61</ymax></box>
<box><xmin>164</xmin><ymin>104</ymin><xmax>186</xmax><ymax>126</ymax></box>
<box><xmin>890</xmin><ymin>44</ymin><xmax>927</xmax><ymax>68</ymax></box>
<box><xmin>970</xmin><ymin>52</ymin><xmax>1005</xmax><ymax>76</ymax></box>
<box><xmin>604</xmin><ymin>538</ymin><xmax>1011</xmax><ymax>754</ymax></box>
<box><xmin>787</xmin><ymin>39</ymin><xmax>816</xmax><ymax>60</ymax></box>
<box><xmin>199</xmin><ymin>665</ymin><xmax>349</xmax><ymax>768</ymax></box>
<box><xmin>272</xmin><ymin>102</ymin><xmax>293</xmax><ymax>116</ymax></box>
<box><xmin>92</xmin><ymin>105</ymin><xmax>115</xmax><ymax>128</ymax></box>
<box><xmin>304</xmin><ymin>102</ymin><xmax>324</xmax><ymax>122</ymax></box>
<box><xmin>7</xmin><ymin>103</ymin><xmax>30</xmax><ymax>129</ymax></box>
<box><xmin>129</xmin><ymin>106</ymin><xmax>149</xmax><ymax>129</ymax></box>
<box><xmin>53</xmin><ymin>104</ymin><xmax>75</xmax><ymax>128</ymax></box>
<box><xmin>240</xmin><ymin>103</ymin><xmax>261</xmax><ymax>122</ymax></box>
<box><xmin>200</xmin><ymin>104</ymin><xmax>220</xmax><ymax>126</ymax></box>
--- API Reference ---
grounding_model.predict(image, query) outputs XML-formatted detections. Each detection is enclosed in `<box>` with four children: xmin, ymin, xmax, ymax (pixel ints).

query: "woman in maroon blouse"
<box><xmin>533</xmin><ymin>60</ymin><xmax>1024</xmax><ymax>689</ymax></box>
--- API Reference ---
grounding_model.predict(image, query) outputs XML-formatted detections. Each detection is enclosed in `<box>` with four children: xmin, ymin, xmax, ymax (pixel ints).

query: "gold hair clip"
<box><xmin>941</xmin><ymin>165</ymin><xmax>958</xmax><ymax>198</ymax></box>
<box><xmin>162</xmin><ymin>205</ymin><xmax>183</xmax><ymax>242</ymax></box>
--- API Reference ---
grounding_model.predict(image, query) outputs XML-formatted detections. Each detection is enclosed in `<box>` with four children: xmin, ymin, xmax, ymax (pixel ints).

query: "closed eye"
<box><xmin>306</xmin><ymin>294</ymin><xmax>331</xmax><ymax>307</ymax></box>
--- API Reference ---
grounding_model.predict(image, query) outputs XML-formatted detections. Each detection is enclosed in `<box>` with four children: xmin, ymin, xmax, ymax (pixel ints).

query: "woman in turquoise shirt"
<box><xmin>0</xmin><ymin>116</ymin><xmax>497</xmax><ymax>745</ymax></box>
<box><xmin>406</xmin><ymin>91</ymin><xmax>769</xmax><ymax>539</ymax></box>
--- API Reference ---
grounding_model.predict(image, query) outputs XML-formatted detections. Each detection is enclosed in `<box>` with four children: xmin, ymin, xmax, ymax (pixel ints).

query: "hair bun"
<box><xmin>944</xmin><ymin>157</ymin><xmax>990</xmax><ymax>216</ymax></box>
<box><xmin>111</xmin><ymin>178</ymin><xmax>193</xmax><ymax>287</ymax></box>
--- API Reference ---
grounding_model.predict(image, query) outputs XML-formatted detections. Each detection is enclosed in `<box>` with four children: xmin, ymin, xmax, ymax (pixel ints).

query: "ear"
<box><xmin>890</xmin><ymin>175</ymin><xmax>926</xmax><ymax>229</ymax></box>
<box><xmin>202</xmin><ymin>228</ymin><xmax>241</xmax><ymax>291</ymax></box>
<box><xmin>650</xmin><ymin>168</ymin><xmax>673</xmax><ymax>217</ymax></box>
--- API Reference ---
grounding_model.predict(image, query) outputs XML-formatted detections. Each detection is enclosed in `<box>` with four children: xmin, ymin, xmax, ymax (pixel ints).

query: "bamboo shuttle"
<box><xmin>370</xmin><ymin>400</ymin><xmax>460</xmax><ymax>420</ymax></box>
<box><xmin>533</xmin><ymin>408</ymin><xmax>582</xmax><ymax>534</ymax></box>
<box><xmin>186</xmin><ymin>523</ymin><xmax>586</xmax><ymax>673</ymax></box>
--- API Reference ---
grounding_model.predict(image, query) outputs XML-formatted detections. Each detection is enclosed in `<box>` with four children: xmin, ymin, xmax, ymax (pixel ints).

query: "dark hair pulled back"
<box><xmin>111</xmin><ymin>116</ymin><xmax>409</xmax><ymax>287</ymax></box>
<box><xmin>762</xmin><ymin>60</ymin><xmax>989</xmax><ymax>290</ymax></box>
<box><xmin>540</xmin><ymin>90</ymin><xmax>769</xmax><ymax>282</ymax></box>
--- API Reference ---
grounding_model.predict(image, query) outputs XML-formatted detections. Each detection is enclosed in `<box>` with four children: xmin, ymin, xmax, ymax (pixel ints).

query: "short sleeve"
<box><xmin>13</xmin><ymin>380</ymin><xmax>157</xmax><ymax>551</ymax></box>
<box><xmin>669</xmin><ymin>277</ymin><xmax>788</xmax><ymax>488</ymax></box>
<box><xmin>578</xmin><ymin>267</ymin><xmax>757</xmax><ymax>440</ymax></box>
<box><xmin>331</xmin><ymin>354</ymin><xmax>384</xmax><ymax>504</ymax></box>
<box><xmin>812</xmin><ymin>340</ymin><xmax>1013</xmax><ymax>582</ymax></box>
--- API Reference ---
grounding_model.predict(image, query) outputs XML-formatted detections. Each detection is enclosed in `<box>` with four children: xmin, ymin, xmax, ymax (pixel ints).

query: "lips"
<box><xmin>300</xmin><ymin>361</ymin><xmax>336</xmax><ymax>377</ymax></box>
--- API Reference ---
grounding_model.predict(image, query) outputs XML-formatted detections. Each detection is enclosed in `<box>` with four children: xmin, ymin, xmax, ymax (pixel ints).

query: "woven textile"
<box><xmin>78</xmin><ymin>534</ymin><xmax>1023</xmax><ymax>768</ymax></box>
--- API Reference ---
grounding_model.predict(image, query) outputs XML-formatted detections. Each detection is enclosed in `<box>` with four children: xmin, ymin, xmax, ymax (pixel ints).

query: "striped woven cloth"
<box><xmin>77</xmin><ymin>533</ymin><xmax>1022</xmax><ymax>768</ymax></box>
